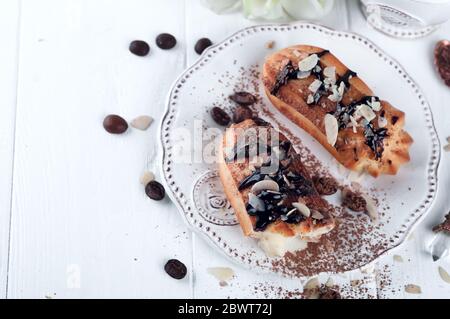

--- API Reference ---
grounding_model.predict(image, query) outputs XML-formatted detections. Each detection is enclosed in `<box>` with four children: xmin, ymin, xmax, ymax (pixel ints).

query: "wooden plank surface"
<box><xmin>0</xmin><ymin>0</ymin><xmax>21</xmax><ymax>299</ymax></box>
<box><xmin>7</xmin><ymin>0</ymin><xmax>193</xmax><ymax>298</ymax></box>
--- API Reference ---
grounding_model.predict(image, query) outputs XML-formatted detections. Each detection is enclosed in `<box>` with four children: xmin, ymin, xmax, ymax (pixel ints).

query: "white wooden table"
<box><xmin>1</xmin><ymin>0</ymin><xmax>449</xmax><ymax>299</ymax></box>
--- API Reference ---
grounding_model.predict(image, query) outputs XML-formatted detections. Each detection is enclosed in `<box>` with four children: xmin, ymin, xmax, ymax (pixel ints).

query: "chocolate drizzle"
<box><xmin>271</xmin><ymin>50</ymin><xmax>329</xmax><ymax>96</ymax></box>
<box><xmin>337</xmin><ymin>70</ymin><xmax>357</xmax><ymax>88</ymax></box>
<box><xmin>364</xmin><ymin>124</ymin><xmax>388</xmax><ymax>160</ymax></box>
<box><xmin>271</xmin><ymin>61</ymin><xmax>298</xmax><ymax>96</ymax></box>
<box><xmin>333</xmin><ymin>96</ymin><xmax>388</xmax><ymax>159</ymax></box>
<box><xmin>240</xmin><ymin>156</ymin><xmax>317</xmax><ymax>232</ymax></box>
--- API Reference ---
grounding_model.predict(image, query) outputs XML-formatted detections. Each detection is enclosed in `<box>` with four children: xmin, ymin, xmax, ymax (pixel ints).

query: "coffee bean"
<box><xmin>210</xmin><ymin>107</ymin><xmax>231</xmax><ymax>126</ymax></box>
<box><xmin>164</xmin><ymin>259</ymin><xmax>187</xmax><ymax>280</ymax></box>
<box><xmin>145</xmin><ymin>181</ymin><xmax>165</xmax><ymax>201</ymax></box>
<box><xmin>195</xmin><ymin>38</ymin><xmax>213</xmax><ymax>55</ymax></box>
<box><xmin>313</xmin><ymin>176</ymin><xmax>338</xmax><ymax>196</ymax></box>
<box><xmin>156</xmin><ymin>33</ymin><xmax>177</xmax><ymax>50</ymax></box>
<box><xmin>435</xmin><ymin>40</ymin><xmax>450</xmax><ymax>87</ymax></box>
<box><xmin>233</xmin><ymin>105</ymin><xmax>254</xmax><ymax>124</ymax></box>
<box><xmin>252</xmin><ymin>117</ymin><xmax>270</xmax><ymax>127</ymax></box>
<box><xmin>129</xmin><ymin>40</ymin><xmax>150</xmax><ymax>57</ymax></box>
<box><xmin>103</xmin><ymin>115</ymin><xmax>128</xmax><ymax>134</ymax></box>
<box><xmin>229</xmin><ymin>92</ymin><xmax>257</xmax><ymax>106</ymax></box>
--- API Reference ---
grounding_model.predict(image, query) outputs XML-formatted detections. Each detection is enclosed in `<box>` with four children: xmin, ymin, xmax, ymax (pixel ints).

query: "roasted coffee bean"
<box><xmin>210</xmin><ymin>107</ymin><xmax>231</xmax><ymax>126</ymax></box>
<box><xmin>435</xmin><ymin>40</ymin><xmax>450</xmax><ymax>87</ymax></box>
<box><xmin>164</xmin><ymin>259</ymin><xmax>187</xmax><ymax>280</ymax></box>
<box><xmin>233</xmin><ymin>105</ymin><xmax>254</xmax><ymax>124</ymax></box>
<box><xmin>129</xmin><ymin>40</ymin><xmax>150</xmax><ymax>56</ymax></box>
<box><xmin>145</xmin><ymin>181</ymin><xmax>166</xmax><ymax>201</ymax></box>
<box><xmin>313</xmin><ymin>176</ymin><xmax>338</xmax><ymax>196</ymax></box>
<box><xmin>156</xmin><ymin>33</ymin><xmax>177</xmax><ymax>50</ymax></box>
<box><xmin>195</xmin><ymin>38</ymin><xmax>213</xmax><ymax>55</ymax></box>
<box><xmin>103</xmin><ymin>115</ymin><xmax>128</xmax><ymax>134</ymax></box>
<box><xmin>342</xmin><ymin>190</ymin><xmax>367</xmax><ymax>212</ymax></box>
<box><xmin>252</xmin><ymin>117</ymin><xmax>270</xmax><ymax>127</ymax></box>
<box><xmin>229</xmin><ymin>92</ymin><xmax>257</xmax><ymax>106</ymax></box>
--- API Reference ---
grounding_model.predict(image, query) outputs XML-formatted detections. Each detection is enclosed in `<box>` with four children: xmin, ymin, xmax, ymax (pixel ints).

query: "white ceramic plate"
<box><xmin>159</xmin><ymin>22</ymin><xmax>440</xmax><ymax>278</ymax></box>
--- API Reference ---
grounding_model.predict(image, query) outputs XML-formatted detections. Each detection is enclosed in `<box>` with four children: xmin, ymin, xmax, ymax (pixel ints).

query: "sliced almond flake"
<box><xmin>368</xmin><ymin>98</ymin><xmax>382</xmax><ymax>112</ymax></box>
<box><xmin>350</xmin><ymin>280</ymin><xmax>362</xmax><ymax>287</ymax></box>
<box><xmin>325</xmin><ymin>277</ymin><xmax>334</xmax><ymax>287</ymax></box>
<box><xmin>444</xmin><ymin>144</ymin><xmax>450</xmax><ymax>152</ymax></box>
<box><xmin>393</xmin><ymin>255</ymin><xmax>404</xmax><ymax>263</ymax></box>
<box><xmin>338</xmin><ymin>81</ymin><xmax>346</xmax><ymax>96</ymax></box>
<box><xmin>361</xmin><ymin>193</ymin><xmax>378</xmax><ymax>222</ymax></box>
<box><xmin>298</xmin><ymin>54</ymin><xmax>319</xmax><ymax>72</ymax></box>
<box><xmin>297</xmin><ymin>70</ymin><xmax>311</xmax><ymax>79</ymax></box>
<box><xmin>324</xmin><ymin>114</ymin><xmax>338</xmax><ymax>147</ymax></box>
<box><xmin>349</xmin><ymin>115</ymin><xmax>359</xmax><ymax>133</ymax></box>
<box><xmin>405</xmin><ymin>284</ymin><xmax>422</xmax><ymax>294</ymax></box>
<box><xmin>140</xmin><ymin>171</ymin><xmax>155</xmax><ymax>185</ymax></box>
<box><xmin>323</xmin><ymin>66</ymin><xmax>336</xmax><ymax>81</ymax></box>
<box><xmin>312</xmin><ymin>211</ymin><xmax>324</xmax><ymax>220</ymax></box>
<box><xmin>357</xmin><ymin>104</ymin><xmax>376</xmax><ymax>122</ymax></box>
<box><xmin>378</xmin><ymin>116</ymin><xmax>388</xmax><ymax>128</ymax></box>
<box><xmin>251</xmin><ymin>180</ymin><xmax>280</xmax><ymax>195</ymax></box>
<box><xmin>308</xmin><ymin>79</ymin><xmax>322</xmax><ymax>93</ymax></box>
<box><xmin>292</xmin><ymin>202</ymin><xmax>311</xmax><ymax>218</ymax></box>
<box><xmin>304</xmin><ymin>277</ymin><xmax>320</xmax><ymax>291</ymax></box>
<box><xmin>438</xmin><ymin>266</ymin><xmax>450</xmax><ymax>284</ymax></box>
<box><xmin>307</xmin><ymin>94</ymin><xmax>314</xmax><ymax>105</ymax></box>
<box><xmin>292</xmin><ymin>49</ymin><xmax>302</xmax><ymax>57</ymax></box>
<box><xmin>207</xmin><ymin>267</ymin><xmax>235</xmax><ymax>282</ymax></box>
<box><xmin>131</xmin><ymin>115</ymin><xmax>153</xmax><ymax>131</ymax></box>
<box><xmin>328</xmin><ymin>91</ymin><xmax>340</xmax><ymax>103</ymax></box>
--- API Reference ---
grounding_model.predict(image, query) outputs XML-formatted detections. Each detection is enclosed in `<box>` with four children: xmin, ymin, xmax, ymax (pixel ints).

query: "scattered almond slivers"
<box><xmin>140</xmin><ymin>171</ymin><xmax>155</xmax><ymax>185</ymax></box>
<box><xmin>438</xmin><ymin>266</ymin><xmax>450</xmax><ymax>284</ymax></box>
<box><xmin>361</xmin><ymin>193</ymin><xmax>378</xmax><ymax>222</ymax></box>
<box><xmin>393</xmin><ymin>255</ymin><xmax>404</xmax><ymax>263</ymax></box>
<box><xmin>131</xmin><ymin>115</ymin><xmax>153</xmax><ymax>131</ymax></box>
<box><xmin>405</xmin><ymin>284</ymin><xmax>422</xmax><ymax>294</ymax></box>
<box><xmin>207</xmin><ymin>267</ymin><xmax>235</xmax><ymax>284</ymax></box>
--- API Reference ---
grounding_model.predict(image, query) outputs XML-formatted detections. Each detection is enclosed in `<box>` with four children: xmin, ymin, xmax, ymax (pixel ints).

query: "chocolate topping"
<box><xmin>271</xmin><ymin>61</ymin><xmax>298</xmax><ymax>96</ymax></box>
<box><xmin>337</xmin><ymin>70</ymin><xmax>357</xmax><ymax>88</ymax></box>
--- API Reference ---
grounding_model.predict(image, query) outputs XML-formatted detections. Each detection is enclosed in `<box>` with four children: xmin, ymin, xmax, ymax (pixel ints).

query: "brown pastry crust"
<box><xmin>262</xmin><ymin>45</ymin><xmax>413</xmax><ymax>177</ymax></box>
<box><xmin>218</xmin><ymin>119</ymin><xmax>335</xmax><ymax>238</ymax></box>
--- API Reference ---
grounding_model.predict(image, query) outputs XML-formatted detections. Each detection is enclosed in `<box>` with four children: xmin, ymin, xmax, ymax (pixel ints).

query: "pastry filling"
<box><xmin>271</xmin><ymin>51</ymin><xmax>389</xmax><ymax>160</ymax></box>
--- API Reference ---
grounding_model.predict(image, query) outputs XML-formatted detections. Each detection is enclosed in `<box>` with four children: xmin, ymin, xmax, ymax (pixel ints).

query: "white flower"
<box><xmin>242</xmin><ymin>0</ymin><xmax>287</xmax><ymax>20</ymax></box>
<box><xmin>281</xmin><ymin>0</ymin><xmax>335</xmax><ymax>20</ymax></box>
<box><xmin>201</xmin><ymin>0</ymin><xmax>241</xmax><ymax>14</ymax></box>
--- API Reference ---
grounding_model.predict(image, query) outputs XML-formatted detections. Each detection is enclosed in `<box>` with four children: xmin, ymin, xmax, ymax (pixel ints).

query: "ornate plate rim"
<box><xmin>158</xmin><ymin>21</ymin><xmax>441</xmax><ymax>277</ymax></box>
